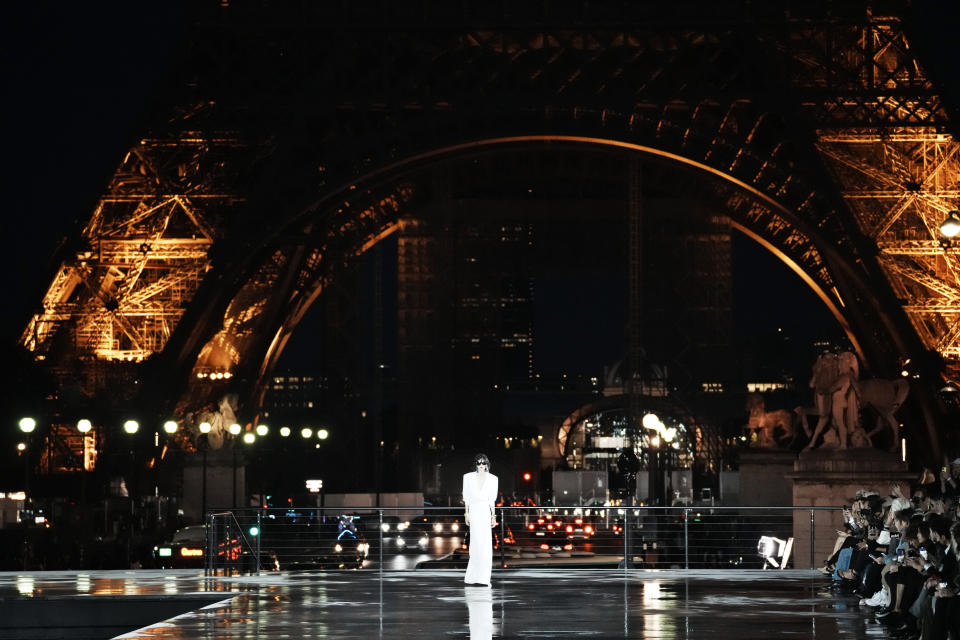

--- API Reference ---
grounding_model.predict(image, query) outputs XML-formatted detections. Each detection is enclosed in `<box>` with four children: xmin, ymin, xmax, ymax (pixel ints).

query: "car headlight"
<box><xmin>434</xmin><ymin>523</ymin><xmax>443</xmax><ymax>533</ymax></box>
<box><xmin>334</xmin><ymin>543</ymin><xmax>343</xmax><ymax>552</ymax></box>
<box><xmin>419</xmin><ymin>536</ymin><xmax>429</xmax><ymax>547</ymax></box>
<box><xmin>396</xmin><ymin>537</ymin><xmax>405</xmax><ymax>547</ymax></box>
<box><xmin>381</xmin><ymin>523</ymin><xmax>390</xmax><ymax>532</ymax></box>
<box><xmin>451</xmin><ymin>523</ymin><xmax>459</xmax><ymax>532</ymax></box>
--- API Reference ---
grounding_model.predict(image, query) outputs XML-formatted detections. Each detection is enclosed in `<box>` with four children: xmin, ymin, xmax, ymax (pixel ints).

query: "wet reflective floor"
<box><xmin>0</xmin><ymin>569</ymin><xmax>897</xmax><ymax>639</ymax></box>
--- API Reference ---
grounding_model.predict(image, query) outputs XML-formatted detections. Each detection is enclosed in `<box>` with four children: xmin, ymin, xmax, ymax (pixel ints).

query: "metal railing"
<box><xmin>203</xmin><ymin>505</ymin><xmax>843</xmax><ymax>576</ymax></box>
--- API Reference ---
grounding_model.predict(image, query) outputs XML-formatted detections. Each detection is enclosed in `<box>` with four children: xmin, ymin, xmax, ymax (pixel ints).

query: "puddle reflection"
<box><xmin>464</xmin><ymin>586</ymin><xmax>493</xmax><ymax>640</ymax></box>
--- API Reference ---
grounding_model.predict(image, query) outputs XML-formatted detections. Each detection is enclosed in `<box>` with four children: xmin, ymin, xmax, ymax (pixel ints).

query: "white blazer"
<box><xmin>462</xmin><ymin>471</ymin><xmax>498</xmax><ymax>511</ymax></box>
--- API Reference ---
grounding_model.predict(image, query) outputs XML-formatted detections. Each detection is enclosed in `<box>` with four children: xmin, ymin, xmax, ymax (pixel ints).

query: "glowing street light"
<box><xmin>17</xmin><ymin>442</ymin><xmax>26</xmax><ymax>452</ymax></box>
<box><xmin>317</xmin><ymin>428</ymin><xmax>329</xmax><ymax>440</ymax></box>
<box><xmin>198</xmin><ymin>422</ymin><xmax>211</xmax><ymax>434</ymax></box>
<box><xmin>123</xmin><ymin>420</ymin><xmax>139</xmax><ymax>434</ymax></box>
<box><xmin>77</xmin><ymin>419</ymin><xmax>92</xmax><ymax>434</ymax></box>
<box><xmin>280</xmin><ymin>426</ymin><xmax>291</xmax><ymax>437</ymax></box>
<box><xmin>641</xmin><ymin>413</ymin><xmax>660</xmax><ymax>430</ymax></box>
<box><xmin>228</xmin><ymin>423</ymin><xmax>242</xmax><ymax>436</ymax></box>
<box><xmin>242</xmin><ymin>432</ymin><xmax>256</xmax><ymax>444</ymax></box>
<box><xmin>255</xmin><ymin>424</ymin><xmax>269</xmax><ymax>437</ymax></box>
<box><xmin>163</xmin><ymin>421</ymin><xmax>178</xmax><ymax>434</ymax></box>
<box><xmin>941</xmin><ymin>211</ymin><xmax>960</xmax><ymax>238</ymax></box>
<box><xmin>18</xmin><ymin>417</ymin><xmax>36</xmax><ymax>434</ymax></box>
<box><xmin>301</xmin><ymin>427</ymin><xmax>313</xmax><ymax>439</ymax></box>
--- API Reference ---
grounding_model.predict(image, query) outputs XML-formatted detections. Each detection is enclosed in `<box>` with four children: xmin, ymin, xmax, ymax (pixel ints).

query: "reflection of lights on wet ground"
<box><xmin>642</xmin><ymin>581</ymin><xmax>663</xmax><ymax>635</ymax></box>
<box><xmin>16</xmin><ymin>575</ymin><xmax>34</xmax><ymax>595</ymax></box>
<box><xmin>125</xmin><ymin>577</ymin><xmax>139</xmax><ymax>595</ymax></box>
<box><xmin>76</xmin><ymin>574</ymin><xmax>91</xmax><ymax>593</ymax></box>
<box><xmin>164</xmin><ymin>574</ymin><xmax>179</xmax><ymax>594</ymax></box>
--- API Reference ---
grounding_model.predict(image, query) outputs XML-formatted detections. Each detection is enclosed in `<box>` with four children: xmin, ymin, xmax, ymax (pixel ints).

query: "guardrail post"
<box><xmin>623</xmin><ymin>511</ymin><xmax>630</xmax><ymax>572</ymax></box>
<box><xmin>499</xmin><ymin>508</ymin><xmax>506</xmax><ymax>568</ymax></box>
<box><xmin>809</xmin><ymin>508</ymin><xmax>815</xmax><ymax>570</ymax></box>
<box><xmin>205</xmin><ymin>511</ymin><xmax>212</xmax><ymax>576</ymax></box>
<box><xmin>683</xmin><ymin>508</ymin><xmax>690</xmax><ymax>570</ymax></box>
<box><xmin>256</xmin><ymin>511</ymin><xmax>262</xmax><ymax>576</ymax></box>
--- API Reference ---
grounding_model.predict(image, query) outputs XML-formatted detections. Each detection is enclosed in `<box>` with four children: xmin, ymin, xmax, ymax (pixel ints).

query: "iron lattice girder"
<box><xmin>815</xmin><ymin>127</ymin><xmax>960</xmax><ymax>368</ymax></box>
<box><xmin>21</xmin><ymin>133</ymin><xmax>249</xmax><ymax>360</ymax></box>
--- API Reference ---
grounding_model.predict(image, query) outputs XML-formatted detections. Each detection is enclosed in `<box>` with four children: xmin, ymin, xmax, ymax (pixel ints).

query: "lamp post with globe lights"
<box><xmin>198</xmin><ymin>422</ymin><xmax>211</xmax><ymax>520</ymax></box>
<box><xmin>18</xmin><ymin>418</ymin><xmax>36</xmax><ymax>502</ymax></box>
<box><xmin>229</xmin><ymin>423</ymin><xmax>242</xmax><ymax>509</ymax></box>
<box><xmin>76</xmin><ymin>418</ymin><xmax>95</xmax><ymax>566</ymax></box>
<box><xmin>121</xmin><ymin>419</ymin><xmax>140</xmax><ymax>567</ymax></box>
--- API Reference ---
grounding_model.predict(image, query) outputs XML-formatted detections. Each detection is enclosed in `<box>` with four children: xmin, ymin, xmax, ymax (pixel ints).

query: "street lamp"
<box><xmin>123</xmin><ymin>420</ymin><xmax>139</xmax><ymax>434</ymax></box>
<box><xmin>301</xmin><ymin>427</ymin><xmax>313</xmax><ymax>439</ymax></box>
<box><xmin>18</xmin><ymin>418</ymin><xmax>36</xmax><ymax>501</ymax></box>
<box><xmin>255</xmin><ymin>424</ymin><xmax>268</xmax><ymax>437</ymax></box>
<box><xmin>198</xmin><ymin>422</ymin><xmax>211</xmax><ymax>521</ymax></box>
<box><xmin>163</xmin><ymin>421</ymin><xmax>178</xmax><ymax>434</ymax></box>
<box><xmin>280</xmin><ymin>426</ymin><xmax>291</xmax><ymax>437</ymax></box>
<box><xmin>317</xmin><ymin>428</ymin><xmax>329</xmax><ymax>440</ymax></box>
<box><xmin>242</xmin><ymin>432</ymin><xmax>256</xmax><ymax>445</ymax></box>
<box><xmin>228</xmin><ymin>423</ymin><xmax>243</xmax><ymax>509</ymax></box>
<box><xmin>77</xmin><ymin>419</ymin><xmax>92</xmax><ymax>434</ymax></box>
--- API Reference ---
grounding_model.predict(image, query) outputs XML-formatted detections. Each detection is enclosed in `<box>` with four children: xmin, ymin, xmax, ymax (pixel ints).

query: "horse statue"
<box><xmin>745</xmin><ymin>393</ymin><xmax>795</xmax><ymax>448</ymax></box>
<box><xmin>801</xmin><ymin>350</ymin><xmax>909</xmax><ymax>451</ymax></box>
<box><xmin>857</xmin><ymin>378</ymin><xmax>910</xmax><ymax>451</ymax></box>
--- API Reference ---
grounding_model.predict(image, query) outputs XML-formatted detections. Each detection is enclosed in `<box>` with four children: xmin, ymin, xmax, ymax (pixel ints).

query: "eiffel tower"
<box><xmin>19</xmin><ymin>1</ymin><xmax>960</xmax><ymax>462</ymax></box>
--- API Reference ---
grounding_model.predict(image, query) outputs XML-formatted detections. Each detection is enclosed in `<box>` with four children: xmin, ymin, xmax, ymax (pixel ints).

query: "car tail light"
<box><xmin>565</xmin><ymin>525</ymin><xmax>573</xmax><ymax>533</ymax></box>
<box><xmin>528</xmin><ymin>524</ymin><xmax>535</xmax><ymax>530</ymax></box>
<box><xmin>537</xmin><ymin>518</ymin><xmax>545</xmax><ymax>525</ymax></box>
<box><xmin>585</xmin><ymin>525</ymin><xmax>594</xmax><ymax>534</ymax></box>
<box><xmin>540</xmin><ymin>543</ymin><xmax>549</xmax><ymax>550</ymax></box>
<box><xmin>574</xmin><ymin>518</ymin><xmax>583</xmax><ymax>525</ymax></box>
<box><xmin>546</xmin><ymin>524</ymin><xmax>554</xmax><ymax>531</ymax></box>
<box><xmin>545</xmin><ymin>514</ymin><xmax>552</xmax><ymax>520</ymax></box>
<box><xmin>563</xmin><ymin>544</ymin><xmax>573</xmax><ymax>551</ymax></box>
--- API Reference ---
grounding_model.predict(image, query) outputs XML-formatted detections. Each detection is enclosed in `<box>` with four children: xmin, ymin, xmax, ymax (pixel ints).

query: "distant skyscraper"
<box><xmin>397</xmin><ymin>207</ymin><xmax>535</xmax><ymax>447</ymax></box>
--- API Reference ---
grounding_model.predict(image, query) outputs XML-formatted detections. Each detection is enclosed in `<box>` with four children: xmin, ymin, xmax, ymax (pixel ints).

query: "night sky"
<box><xmin>3</xmin><ymin>1</ymin><xmax>844</xmax><ymax>384</ymax></box>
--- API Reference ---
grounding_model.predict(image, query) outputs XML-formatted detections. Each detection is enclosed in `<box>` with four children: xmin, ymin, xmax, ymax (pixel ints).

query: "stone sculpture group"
<box><xmin>745</xmin><ymin>351</ymin><xmax>909</xmax><ymax>451</ymax></box>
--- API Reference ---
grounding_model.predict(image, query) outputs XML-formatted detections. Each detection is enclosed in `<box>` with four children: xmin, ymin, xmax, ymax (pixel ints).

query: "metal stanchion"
<box><xmin>809</xmin><ymin>508</ymin><xmax>816</xmax><ymax>569</ymax></box>
<box><xmin>499</xmin><ymin>508</ymin><xmax>506</xmax><ymax>568</ymax></box>
<box><xmin>624</xmin><ymin>513</ymin><xmax>631</xmax><ymax>572</ymax></box>
<box><xmin>683</xmin><ymin>508</ymin><xmax>690</xmax><ymax>569</ymax></box>
<box><xmin>256</xmin><ymin>511</ymin><xmax>262</xmax><ymax>576</ymax></box>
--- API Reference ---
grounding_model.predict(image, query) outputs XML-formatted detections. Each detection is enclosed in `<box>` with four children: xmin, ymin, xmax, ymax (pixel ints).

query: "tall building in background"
<box><xmin>397</xmin><ymin>205</ymin><xmax>535</xmax><ymax>449</ymax></box>
<box><xmin>644</xmin><ymin>198</ymin><xmax>733</xmax><ymax>395</ymax></box>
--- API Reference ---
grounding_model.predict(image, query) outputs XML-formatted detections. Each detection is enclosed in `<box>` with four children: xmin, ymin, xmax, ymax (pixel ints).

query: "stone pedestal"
<box><xmin>738</xmin><ymin>450</ymin><xmax>796</xmax><ymax>507</ymax></box>
<box><xmin>786</xmin><ymin>449</ymin><xmax>914</xmax><ymax>569</ymax></box>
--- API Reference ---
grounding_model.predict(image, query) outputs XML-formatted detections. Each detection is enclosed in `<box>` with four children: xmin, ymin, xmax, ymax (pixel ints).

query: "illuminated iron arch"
<box><xmin>141</xmin><ymin>131</ymin><xmax>928</xmax><ymax>453</ymax></box>
<box><xmin>22</xmin><ymin>5</ymin><xmax>956</xmax><ymax>461</ymax></box>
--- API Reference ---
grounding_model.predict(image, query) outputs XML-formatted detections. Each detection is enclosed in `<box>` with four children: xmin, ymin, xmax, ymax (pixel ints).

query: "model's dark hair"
<box><xmin>473</xmin><ymin>453</ymin><xmax>490</xmax><ymax>467</ymax></box>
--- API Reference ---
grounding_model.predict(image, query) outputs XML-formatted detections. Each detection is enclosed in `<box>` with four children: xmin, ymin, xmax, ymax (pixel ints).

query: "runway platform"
<box><xmin>0</xmin><ymin>569</ymin><xmax>893</xmax><ymax>639</ymax></box>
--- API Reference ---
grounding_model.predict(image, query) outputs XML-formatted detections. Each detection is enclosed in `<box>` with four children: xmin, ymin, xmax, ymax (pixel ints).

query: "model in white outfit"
<box><xmin>462</xmin><ymin>453</ymin><xmax>498</xmax><ymax>586</ymax></box>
